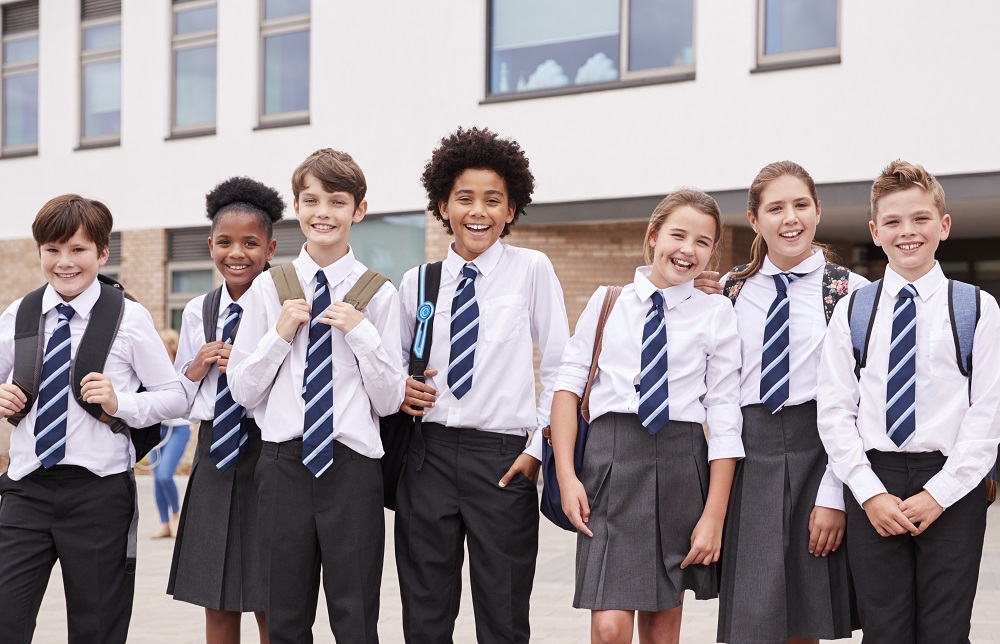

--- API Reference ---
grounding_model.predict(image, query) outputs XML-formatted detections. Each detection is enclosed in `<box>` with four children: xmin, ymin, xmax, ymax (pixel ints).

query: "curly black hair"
<box><xmin>421</xmin><ymin>127</ymin><xmax>535</xmax><ymax>238</ymax></box>
<box><xmin>205</xmin><ymin>176</ymin><xmax>286</xmax><ymax>238</ymax></box>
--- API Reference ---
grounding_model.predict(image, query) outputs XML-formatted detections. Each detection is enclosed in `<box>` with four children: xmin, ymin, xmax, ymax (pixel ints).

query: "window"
<box><xmin>756</xmin><ymin>0</ymin><xmax>839</xmax><ymax>70</ymax></box>
<box><xmin>259</xmin><ymin>0</ymin><xmax>309</xmax><ymax>126</ymax></box>
<box><xmin>171</xmin><ymin>0</ymin><xmax>217</xmax><ymax>136</ymax></box>
<box><xmin>1</xmin><ymin>1</ymin><xmax>39</xmax><ymax>156</ymax></box>
<box><xmin>80</xmin><ymin>0</ymin><xmax>121</xmax><ymax>146</ymax></box>
<box><xmin>488</xmin><ymin>0</ymin><xmax>694</xmax><ymax>99</ymax></box>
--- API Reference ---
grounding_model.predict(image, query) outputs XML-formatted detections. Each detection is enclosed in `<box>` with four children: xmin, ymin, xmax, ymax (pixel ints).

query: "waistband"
<box><xmin>420</xmin><ymin>422</ymin><xmax>528</xmax><ymax>449</ymax></box>
<box><xmin>262</xmin><ymin>438</ymin><xmax>366</xmax><ymax>460</ymax></box>
<box><xmin>866</xmin><ymin>449</ymin><xmax>946</xmax><ymax>468</ymax></box>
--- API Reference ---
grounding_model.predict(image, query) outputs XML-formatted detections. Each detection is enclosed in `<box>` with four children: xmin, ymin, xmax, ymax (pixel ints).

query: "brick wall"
<box><xmin>120</xmin><ymin>229</ymin><xmax>168</xmax><ymax>329</ymax></box>
<box><xmin>0</xmin><ymin>238</ymin><xmax>43</xmax><ymax>311</ymax></box>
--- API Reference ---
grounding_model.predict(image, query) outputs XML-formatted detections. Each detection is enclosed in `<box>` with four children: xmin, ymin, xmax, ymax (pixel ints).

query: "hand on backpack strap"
<box><xmin>184</xmin><ymin>341</ymin><xmax>224</xmax><ymax>382</ymax></box>
<box><xmin>320</xmin><ymin>301</ymin><xmax>364</xmax><ymax>334</ymax></box>
<box><xmin>401</xmin><ymin>369</ymin><xmax>437</xmax><ymax>417</ymax></box>
<box><xmin>275</xmin><ymin>299</ymin><xmax>311</xmax><ymax>343</ymax></box>
<box><xmin>0</xmin><ymin>383</ymin><xmax>27</xmax><ymax>417</ymax></box>
<box><xmin>80</xmin><ymin>372</ymin><xmax>119</xmax><ymax>416</ymax></box>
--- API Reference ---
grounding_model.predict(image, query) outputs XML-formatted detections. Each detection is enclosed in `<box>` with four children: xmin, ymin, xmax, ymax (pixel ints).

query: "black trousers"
<box><xmin>256</xmin><ymin>439</ymin><xmax>384</xmax><ymax>644</ymax></box>
<box><xmin>0</xmin><ymin>466</ymin><xmax>136</xmax><ymax>644</ymax></box>
<box><xmin>395</xmin><ymin>423</ymin><xmax>539</xmax><ymax>644</ymax></box>
<box><xmin>845</xmin><ymin>450</ymin><xmax>989</xmax><ymax>644</ymax></box>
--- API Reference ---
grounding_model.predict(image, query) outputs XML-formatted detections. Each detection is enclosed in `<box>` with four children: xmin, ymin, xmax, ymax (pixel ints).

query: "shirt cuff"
<box><xmin>114</xmin><ymin>392</ymin><xmax>138</xmax><ymax>426</ymax></box>
<box><xmin>260</xmin><ymin>327</ymin><xmax>294</xmax><ymax>363</ymax></box>
<box><xmin>707</xmin><ymin>435</ymin><xmax>745</xmax><ymax>461</ymax></box>
<box><xmin>847</xmin><ymin>466</ymin><xmax>888</xmax><ymax>506</ymax></box>
<box><xmin>345</xmin><ymin>318</ymin><xmax>380</xmax><ymax>356</ymax></box>
<box><xmin>523</xmin><ymin>429</ymin><xmax>543</xmax><ymax>461</ymax></box>
<box><xmin>554</xmin><ymin>367</ymin><xmax>588</xmax><ymax>398</ymax></box>
<box><xmin>815</xmin><ymin>482</ymin><xmax>847</xmax><ymax>511</ymax></box>
<box><xmin>923</xmin><ymin>469</ymin><xmax>964</xmax><ymax>509</ymax></box>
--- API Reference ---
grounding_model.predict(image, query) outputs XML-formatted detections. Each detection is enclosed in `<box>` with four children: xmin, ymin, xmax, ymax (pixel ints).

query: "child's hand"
<box><xmin>558</xmin><ymin>475</ymin><xmax>593</xmax><ymax>537</ymax></box>
<box><xmin>184</xmin><ymin>341</ymin><xmax>223</xmax><ymax>381</ymax></box>
<box><xmin>0</xmin><ymin>383</ymin><xmax>27</xmax><ymax>417</ymax></box>
<box><xmin>321</xmin><ymin>301</ymin><xmax>364</xmax><ymax>335</ymax></box>
<box><xmin>217</xmin><ymin>343</ymin><xmax>233</xmax><ymax>374</ymax></box>
<box><xmin>80</xmin><ymin>372</ymin><xmax>119</xmax><ymax>417</ymax></box>
<box><xmin>499</xmin><ymin>453</ymin><xmax>539</xmax><ymax>488</ymax></box>
<box><xmin>693</xmin><ymin>270</ymin><xmax>723</xmax><ymax>296</ymax></box>
<box><xmin>401</xmin><ymin>369</ymin><xmax>437</xmax><ymax>416</ymax></box>
<box><xmin>898</xmin><ymin>490</ymin><xmax>944</xmax><ymax>536</ymax></box>
<box><xmin>808</xmin><ymin>506</ymin><xmax>846</xmax><ymax>556</ymax></box>
<box><xmin>862</xmin><ymin>492</ymin><xmax>918</xmax><ymax>537</ymax></box>
<box><xmin>681</xmin><ymin>514</ymin><xmax>723</xmax><ymax>568</ymax></box>
<box><xmin>276</xmin><ymin>299</ymin><xmax>312</xmax><ymax>342</ymax></box>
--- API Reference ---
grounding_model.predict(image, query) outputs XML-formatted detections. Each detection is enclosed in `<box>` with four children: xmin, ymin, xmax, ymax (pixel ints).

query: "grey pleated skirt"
<box><xmin>574</xmin><ymin>413</ymin><xmax>717</xmax><ymax>612</ymax></box>
<box><xmin>718</xmin><ymin>402</ymin><xmax>857</xmax><ymax>643</ymax></box>
<box><xmin>168</xmin><ymin>418</ymin><xmax>265</xmax><ymax>612</ymax></box>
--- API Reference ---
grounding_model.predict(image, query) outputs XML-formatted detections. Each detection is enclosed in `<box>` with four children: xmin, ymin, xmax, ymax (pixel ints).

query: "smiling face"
<box><xmin>39</xmin><ymin>226</ymin><xmax>109</xmax><ymax>301</ymax></box>
<box><xmin>208</xmin><ymin>210</ymin><xmax>277</xmax><ymax>300</ymax></box>
<box><xmin>870</xmin><ymin>185</ymin><xmax>950</xmax><ymax>282</ymax></box>
<box><xmin>750</xmin><ymin>174</ymin><xmax>821</xmax><ymax>271</ymax></box>
<box><xmin>294</xmin><ymin>172</ymin><xmax>367</xmax><ymax>267</ymax></box>
<box><xmin>647</xmin><ymin>205</ymin><xmax>718</xmax><ymax>289</ymax></box>
<box><xmin>439</xmin><ymin>168</ymin><xmax>515</xmax><ymax>261</ymax></box>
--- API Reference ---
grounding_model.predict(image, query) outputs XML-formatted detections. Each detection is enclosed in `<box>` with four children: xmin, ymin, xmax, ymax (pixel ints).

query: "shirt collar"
<box><xmin>293</xmin><ymin>243</ymin><xmax>357</xmax><ymax>289</ymax></box>
<box><xmin>444</xmin><ymin>240</ymin><xmax>503</xmax><ymax>278</ymax></box>
<box><xmin>882</xmin><ymin>261</ymin><xmax>944</xmax><ymax>302</ymax></box>
<box><xmin>760</xmin><ymin>248</ymin><xmax>825</xmax><ymax>276</ymax></box>
<box><xmin>634</xmin><ymin>267</ymin><xmax>695</xmax><ymax>310</ymax></box>
<box><xmin>42</xmin><ymin>278</ymin><xmax>101</xmax><ymax>320</ymax></box>
<box><xmin>220</xmin><ymin>280</ymin><xmax>237</xmax><ymax>312</ymax></box>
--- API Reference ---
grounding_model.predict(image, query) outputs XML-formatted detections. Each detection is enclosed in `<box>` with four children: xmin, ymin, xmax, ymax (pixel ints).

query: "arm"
<box><xmin>174</xmin><ymin>297</ymin><xmax>221</xmax><ymax>413</ymax></box>
<box><xmin>682</xmin><ymin>457</ymin><xmax>736</xmax><ymax>567</ymax></box>
<box><xmin>551</xmin><ymin>390</ymin><xmax>592</xmax><ymax>536</ymax></box>
<box><xmin>701</xmin><ymin>301</ymin><xmax>744</xmax><ymax>461</ymax></box>
<box><xmin>0</xmin><ymin>301</ymin><xmax>28</xmax><ymax>418</ymax></box>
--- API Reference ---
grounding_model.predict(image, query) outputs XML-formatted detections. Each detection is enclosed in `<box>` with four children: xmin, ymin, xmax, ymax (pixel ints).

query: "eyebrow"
<box><xmin>455</xmin><ymin>188</ymin><xmax>505</xmax><ymax>196</ymax></box>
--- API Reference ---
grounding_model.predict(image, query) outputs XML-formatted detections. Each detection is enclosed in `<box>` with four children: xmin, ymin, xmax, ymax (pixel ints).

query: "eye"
<box><xmin>246</xmin><ymin>241</ymin><xmax>258</xmax><ymax>247</ymax></box>
<box><xmin>672</xmin><ymin>233</ymin><xmax>684</xmax><ymax>239</ymax></box>
<box><xmin>304</xmin><ymin>198</ymin><xmax>316</xmax><ymax>204</ymax></box>
<box><xmin>697</xmin><ymin>239</ymin><xmax>710</xmax><ymax>247</ymax></box>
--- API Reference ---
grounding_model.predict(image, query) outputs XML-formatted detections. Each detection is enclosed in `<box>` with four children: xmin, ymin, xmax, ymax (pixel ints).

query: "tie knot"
<box><xmin>56</xmin><ymin>304</ymin><xmax>75</xmax><ymax>321</ymax></box>
<box><xmin>315</xmin><ymin>269</ymin><xmax>328</xmax><ymax>285</ymax></box>
<box><xmin>228</xmin><ymin>302</ymin><xmax>243</xmax><ymax>316</ymax></box>
<box><xmin>462</xmin><ymin>264</ymin><xmax>479</xmax><ymax>281</ymax></box>
<box><xmin>650</xmin><ymin>291</ymin><xmax>664</xmax><ymax>309</ymax></box>
<box><xmin>773</xmin><ymin>272</ymin><xmax>801</xmax><ymax>294</ymax></box>
<box><xmin>899</xmin><ymin>284</ymin><xmax>918</xmax><ymax>300</ymax></box>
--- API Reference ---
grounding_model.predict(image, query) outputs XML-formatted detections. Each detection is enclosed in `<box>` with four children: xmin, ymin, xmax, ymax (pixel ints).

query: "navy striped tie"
<box><xmin>760</xmin><ymin>272</ymin><xmax>802</xmax><ymax>413</ymax></box>
<box><xmin>448</xmin><ymin>263</ymin><xmax>479</xmax><ymax>400</ymax></box>
<box><xmin>302</xmin><ymin>270</ymin><xmax>335</xmax><ymax>477</ymax></box>
<box><xmin>639</xmin><ymin>291</ymin><xmax>669</xmax><ymax>435</ymax></box>
<box><xmin>35</xmin><ymin>304</ymin><xmax>74</xmax><ymax>468</ymax></box>
<box><xmin>210</xmin><ymin>302</ymin><xmax>245</xmax><ymax>472</ymax></box>
<box><xmin>886</xmin><ymin>284</ymin><xmax>918</xmax><ymax>447</ymax></box>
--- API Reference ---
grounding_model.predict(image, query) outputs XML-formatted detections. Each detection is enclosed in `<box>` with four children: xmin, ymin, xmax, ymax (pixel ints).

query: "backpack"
<box><xmin>723</xmin><ymin>261</ymin><xmax>850</xmax><ymax>324</ymax></box>
<box><xmin>846</xmin><ymin>278</ymin><xmax>996</xmax><ymax>502</ymax></box>
<box><xmin>10</xmin><ymin>274</ymin><xmax>162</xmax><ymax>462</ymax></box>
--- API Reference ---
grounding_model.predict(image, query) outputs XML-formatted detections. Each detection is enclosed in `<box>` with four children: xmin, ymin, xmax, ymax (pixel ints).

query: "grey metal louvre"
<box><xmin>108</xmin><ymin>231</ymin><xmax>121</xmax><ymax>265</ymax></box>
<box><xmin>81</xmin><ymin>0</ymin><xmax>120</xmax><ymax>20</ymax></box>
<box><xmin>2</xmin><ymin>1</ymin><xmax>39</xmax><ymax>34</ymax></box>
<box><xmin>271</xmin><ymin>220</ymin><xmax>306</xmax><ymax>258</ymax></box>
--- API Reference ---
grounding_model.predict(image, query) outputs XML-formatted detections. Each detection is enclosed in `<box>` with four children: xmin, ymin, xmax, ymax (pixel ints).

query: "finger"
<box><xmin>6</xmin><ymin>387</ymin><xmax>28</xmax><ymax>404</ymax></box>
<box><xmin>580</xmin><ymin>497</ymin><xmax>591</xmax><ymax>522</ymax></box>
<box><xmin>498</xmin><ymin>464</ymin><xmax>517</xmax><ymax>488</ymax></box>
<box><xmin>400</xmin><ymin>403</ymin><xmax>424</xmax><ymax>417</ymax></box>
<box><xmin>680</xmin><ymin>547</ymin><xmax>698</xmax><ymax>569</ymax></box>
<box><xmin>700</xmin><ymin>552</ymin><xmax>715</xmax><ymax>566</ymax></box>
<box><xmin>408</xmin><ymin>379</ymin><xmax>437</xmax><ymax>396</ymax></box>
<box><xmin>815</xmin><ymin>530</ymin><xmax>833</xmax><ymax>556</ymax></box>
<box><xmin>423</xmin><ymin>369</ymin><xmax>439</xmax><ymax>378</ymax></box>
<box><xmin>808</xmin><ymin>526</ymin><xmax>820</xmax><ymax>554</ymax></box>
<box><xmin>895</xmin><ymin>512</ymin><xmax>918</xmax><ymax>533</ymax></box>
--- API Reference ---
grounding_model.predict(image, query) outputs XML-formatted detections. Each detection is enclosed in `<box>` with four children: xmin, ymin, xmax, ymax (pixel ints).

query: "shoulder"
<box><xmin>183</xmin><ymin>292</ymin><xmax>207</xmax><ymax>317</ymax></box>
<box><xmin>121</xmin><ymin>297</ymin><xmax>158</xmax><ymax>333</ymax></box>
<box><xmin>504</xmin><ymin>245</ymin><xmax>555</xmax><ymax>272</ymax></box>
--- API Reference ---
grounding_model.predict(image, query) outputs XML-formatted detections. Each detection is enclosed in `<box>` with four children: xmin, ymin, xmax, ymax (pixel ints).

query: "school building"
<box><xmin>0</xmin><ymin>0</ymin><xmax>998</xmax><ymax>332</ymax></box>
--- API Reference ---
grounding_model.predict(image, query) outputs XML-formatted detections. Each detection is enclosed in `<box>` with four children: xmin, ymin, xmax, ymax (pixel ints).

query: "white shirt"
<box><xmin>227</xmin><ymin>246</ymin><xmax>405</xmax><ymax>458</ymax></box>
<box><xmin>398</xmin><ymin>242</ymin><xmax>570</xmax><ymax>461</ymax></box>
<box><xmin>0</xmin><ymin>279</ymin><xmax>188</xmax><ymax>480</ymax></box>
<box><xmin>818</xmin><ymin>262</ymin><xmax>1000</xmax><ymax>508</ymax></box>
<box><xmin>555</xmin><ymin>268</ymin><xmax>744</xmax><ymax>462</ymax></box>
<box><xmin>724</xmin><ymin>250</ymin><xmax>869</xmax><ymax>509</ymax></box>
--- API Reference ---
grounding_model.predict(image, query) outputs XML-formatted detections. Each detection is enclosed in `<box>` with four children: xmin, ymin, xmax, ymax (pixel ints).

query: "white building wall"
<box><xmin>1</xmin><ymin>0</ymin><xmax>997</xmax><ymax>238</ymax></box>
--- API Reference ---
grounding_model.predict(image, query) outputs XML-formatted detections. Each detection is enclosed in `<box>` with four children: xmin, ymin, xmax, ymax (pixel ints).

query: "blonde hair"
<box><xmin>871</xmin><ymin>160</ymin><xmax>946</xmax><ymax>221</ymax></box>
<box><xmin>644</xmin><ymin>189</ymin><xmax>724</xmax><ymax>266</ymax></box>
<box><xmin>159</xmin><ymin>328</ymin><xmax>179</xmax><ymax>363</ymax></box>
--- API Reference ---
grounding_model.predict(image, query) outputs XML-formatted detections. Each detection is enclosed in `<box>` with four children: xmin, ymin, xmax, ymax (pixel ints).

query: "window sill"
<box><xmin>75</xmin><ymin>138</ymin><xmax>120</xmax><ymax>151</ymax></box>
<box><xmin>752</xmin><ymin>54</ymin><xmax>841</xmax><ymax>74</ymax></box>
<box><xmin>165</xmin><ymin>128</ymin><xmax>216</xmax><ymax>141</ymax></box>
<box><xmin>0</xmin><ymin>148</ymin><xmax>38</xmax><ymax>160</ymax></box>
<box><xmin>254</xmin><ymin>115</ymin><xmax>310</xmax><ymax>131</ymax></box>
<box><xmin>481</xmin><ymin>71</ymin><xmax>696</xmax><ymax>104</ymax></box>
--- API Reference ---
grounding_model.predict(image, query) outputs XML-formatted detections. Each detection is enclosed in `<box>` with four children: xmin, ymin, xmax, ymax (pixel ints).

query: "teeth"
<box><xmin>466</xmin><ymin>224</ymin><xmax>490</xmax><ymax>231</ymax></box>
<box><xmin>899</xmin><ymin>243</ymin><xmax>921</xmax><ymax>250</ymax></box>
<box><xmin>780</xmin><ymin>231</ymin><xmax>801</xmax><ymax>238</ymax></box>
<box><xmin>227</xmin><ymin>265</ymin><xmax>248</xmax><ymax>270</ymax></box>
<box><xmin>313</xmin><ymin>224</ymin><xmax>333</xmax><ymax>231</ymax></box>
<box><xmin>672</xmin><ymin>259</ymin><xmax>693</xmax><ymax>268</ymax></box>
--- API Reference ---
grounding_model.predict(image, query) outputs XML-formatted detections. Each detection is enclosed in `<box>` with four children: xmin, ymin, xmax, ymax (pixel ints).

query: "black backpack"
<box><xmin>9</xmin><ymin>274</ymin><xmax>161</xmax><ymax>462</ymax></box>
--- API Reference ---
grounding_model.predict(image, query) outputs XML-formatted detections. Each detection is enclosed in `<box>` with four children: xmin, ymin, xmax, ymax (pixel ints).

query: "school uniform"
<box><xmin>555</xmin><ymin>268</ymin><xmax>743</xmax><ymax>612</ymax></box>
<box><xmin>394</xmin><ymin>241</ymin><xmax>569</xmax><ymax>644</ymax></box>
<box><xmin>718</xmin><ymin>251</ymin><xmax>864</xmax><ymax>643</ymax></box>
<box><xmin>818</xmin><ymin>262</ymin><xmax>1000</xmax><ymax>643</ymax></box>
<box><xmin>0</xmin><ymin>279</ymin><xmax>187</xmax><ymax>644</ymax></box>
<box><xmin>167</xmin><ymin>283</ymin><xmax>265</xmax><ymax>613</ymax></box>
<box><xmin>227</xmin><ymin>245</ymin><xmax>404</xmax><ymax>644</ymax></box>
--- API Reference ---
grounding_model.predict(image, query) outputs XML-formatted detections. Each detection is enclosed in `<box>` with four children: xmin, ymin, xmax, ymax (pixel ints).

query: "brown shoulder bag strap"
<box><xmin>580</xmin><ymin>285</ymin><xmax>623</xmax><ymax>423</ymax></box>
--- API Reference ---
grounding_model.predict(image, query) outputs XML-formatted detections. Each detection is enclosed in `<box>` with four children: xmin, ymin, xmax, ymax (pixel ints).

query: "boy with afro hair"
<box><xmin>396</xmin><ymin>127</ymin><xmax>570</xmax><ymax>643</ymax></box>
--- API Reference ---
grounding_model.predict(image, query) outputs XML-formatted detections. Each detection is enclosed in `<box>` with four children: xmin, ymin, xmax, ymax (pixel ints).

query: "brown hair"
<box><xmin>870</xmin><ymin>159</ymin><xmax>946</xmax><ymax>222</ymax></box>
<box><xmin>644</xmin><ymin>189</ymin><xmax>724</xmax><ymax>266</ymax></box>
<box><xmin>32</xmin><ymin>194</ymin><xmax>113</xmax><ymax>252</ymax></box>
<box><xmin>731</xmin><ymin>161</ymin><xmax>828</xmax><ymax>281</ymax></box>
<box><xmin>158</xmin><ymin>328</ymin><xmax>179</xmax><ymax>363</ymax></box>
<box><xmin>291</xmin><ymin>148</ymin><xmax>367</xmax><ymax>207</ymax></box>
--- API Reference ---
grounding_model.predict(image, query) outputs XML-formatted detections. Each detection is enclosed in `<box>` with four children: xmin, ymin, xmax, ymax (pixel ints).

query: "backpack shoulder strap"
<box><xmin>202</xmin><ymin>286</ymin><xmax>224</xmax><ymax>343</ymax></box>
<box><xmin>948</xmin><ymin>279</ymin><xmax>980</xmax><ymax>377</ymax></box>
<box><xmin>9</xmin><ymin>285</ymin><xmax>48</xmax><ymax>427</ymax></box>
<box><xmin>722</xmin><ymin>265</ymin><xmax>749</xmax><ymax>305</ymax></box>
<box><xmin>344</xmin><ymin>270</ymin><xmax>390</xmax><ymax>311</ymax></box>
<box><xmin>822</xmin><ymin>262</ymin><xmax>851</xmax><ymax>324</ymax></box>
<box><xmin>848</xmin><ymin>279</ymin><xmax>883</xmax><ymax>379</ymax></box>
<box><xmin>581</xmin><ymin>285</ymin><xmax>623</xmax><ymax>423</ymax></box>
<box><xmin>269</xmin><ymin>263</ymin><xmax>306</xmax><ymax>304</ymax></box>
<box><xmin>72</xmin><ymin>282</ymin><xmax>126</xmax><ymax>421</ymax></box>
<box><xmin>410</xmin><ymin>262</ymin><xmax>442</xmax><ymax>375</ymax></box>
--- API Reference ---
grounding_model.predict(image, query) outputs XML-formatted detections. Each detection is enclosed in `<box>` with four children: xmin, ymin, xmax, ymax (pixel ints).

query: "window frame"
<box><xmin>483</xmin><ymin>0</ymin><xmax>696</xmax><ymax>103</ymax></box>
<box><xmin>168</xmin><ymin>0</ymin><xmax>217</xmax><ymax>139</ymax></box>
<box><xmin>78</xmin><ymin>12</ymin><xmax>122</xmax><ymax>148</ymax></box>
<box><xmin>1</xmin><ymin>3</ymin><xmax>40</xmax><ymax>157</ymax></box>
<box><xmin>753</xmin><ymin>0</ymin><xmax>841</xmax><ymax>73</ymax></box>
<box><xmin>257</xmin><ymin>0</ymin><xmax>310</xmax><ymax>129</ymax></box>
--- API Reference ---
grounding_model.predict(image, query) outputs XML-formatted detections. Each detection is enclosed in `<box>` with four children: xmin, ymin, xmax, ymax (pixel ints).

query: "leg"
<box><xmin>158</xmin><ymin>424</ymin><xmax>190</xmax><ymax>517</ymax></box>
<box><xmin>205</xmin><ymin>609</ymin><xmax>242</xmax><ymax>644</ymax></box>
<box><xmin>0</xmin><ymin>474</ymin><xmax>59</xmax><ymax>644</ymax></box>
<box><xmin>591</xmin><ymin>610</ymin><xmax>635</xmax><ymax>644</ymax></box>
<box><xmin>637</xmin><ymin>604</ymin><xmax>682</xmax><ymax>644</ymax></box>
<box><xmin>254</xmin><ymin>611</ymin><xmax>269</xmax><ymax>644</ymax></box>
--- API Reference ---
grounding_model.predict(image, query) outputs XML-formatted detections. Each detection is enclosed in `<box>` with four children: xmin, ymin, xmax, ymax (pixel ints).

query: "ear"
<box><xmin>207</xmin><ymin>236</ymin><xmax>214</xmax><ymax>254</ymax></box>
<box><xmin>97</xmin><ymin>245</ymin><xmax>109</xmax><ymax>267</ymax></box>
<box><xmin>746</xmin><ymin>210</ymin><xmax>758</xmax><ymax>232</ymax></box>
<box><xmin>815</xmin><ymin>199</ymin><xmax>822</xmax><ymax>225</ymax></box>
<box><xmin>293</xmin><ymin>199</ymin><xmax>300</xmax><ymax>216</ymax></box>
<box><xmin>505</xmin><ymin>204</ymin><xmax>515</xmax><ymax>224</ymax></box>
<box><xmin>939</xmin><ymin>213</ymin><xmax>952</xmax><ymax>241</ymax></box>
<box><xmin>265</xmin><ymin>238</ymin><xmax>277</xmax><ymax>261</ymax></box>
<box><xmin>439</xmin><ymin>199</ymin><xmax>450</xmax><ymax>221</ymax></box>
<box><xmin>869</xmin><ymin>218</ymin><xmax>881</xmax><ymax>247</ymax></box>
<box><xmin>353</xmin><ymin>199</ymin><xmax>368</xmax><ymax>224</ymax></box>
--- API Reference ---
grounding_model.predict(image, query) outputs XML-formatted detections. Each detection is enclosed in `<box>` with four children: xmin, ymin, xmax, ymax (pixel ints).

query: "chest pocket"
<box><xmin>482</xmin><ymin>295</ymin><xmax>527</xmax><ymax>344</ymax></box>
<box><xmin>928</xmin><ymin>329</ymin><xmax>961</xmax><ymax>381</ymax></box>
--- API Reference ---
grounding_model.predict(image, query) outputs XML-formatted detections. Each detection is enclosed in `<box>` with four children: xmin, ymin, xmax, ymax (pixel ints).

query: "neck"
<box><xmin>225</xmin><ymin>280</ymin><xmax>251</xmax><ymax>301</ymax></box>
<box><xmin>768</xmin><ymin>249</ymin><xmax>813</xmax><ymax>272</ymax></box>
<box><xmin>305</xmin><ymin>243</ymin><xmax>348</xmax><ymax>269</ymax></box>
<box><xmin>891</xmin><ymin>260</ymin><xmax>936</xmax><ymax>284</ymax></box>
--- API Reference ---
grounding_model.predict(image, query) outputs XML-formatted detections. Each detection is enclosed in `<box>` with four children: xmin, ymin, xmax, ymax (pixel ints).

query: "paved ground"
<box><xmin>14</xmin><ymin>475</ymin><xmax>1000</xmax><ymax>642</ymax></box>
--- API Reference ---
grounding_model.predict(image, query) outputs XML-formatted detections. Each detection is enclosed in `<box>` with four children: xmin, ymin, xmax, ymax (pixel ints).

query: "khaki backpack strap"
<box><xmin>581</xmin><ymin>285</ymin><xmax>623</xmax><ymax>423</ymax></box>
<box><xmin>269</xmin><ymin>263</ymin><xmax>306</xmax><ymax>304</ymax></box>
<box><xmin>344</xmin><ymin>270</ymin><xmax>389</xmax><ymax>311</ymax></box>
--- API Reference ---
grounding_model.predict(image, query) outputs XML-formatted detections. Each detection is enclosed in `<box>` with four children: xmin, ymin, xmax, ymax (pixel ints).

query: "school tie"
<box><xmin>210</xmin><ymin>303</ymin><xmax>245</xmax><ymax>472</ymax></box>
<box><xmin>35</xmin><ymin>304</ymin><xmax>75</xmax><ymax>469</ymax></box>
<box><xmin>639</xmin><ymin>291</ymin><xmax>670</xmax><ymax>435</ymax></box>
<box><xmin>302</xmin><ymin>270</ymin><xmax>335</xmax><ymax>477</ymax></box>
<box><xmin>760</xmin><ymin>272</ymin><xmax>803</xmax><ymax>414</ymax></box>
<box><xmin>448</xmin><ymin>263</ymin><xmax>479</xmax><ymax>400</ymax></box>
<box><xmin>886</xmin><ymin>284</ymin><xmax>918</xmax><ymax>447</ymax></box>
